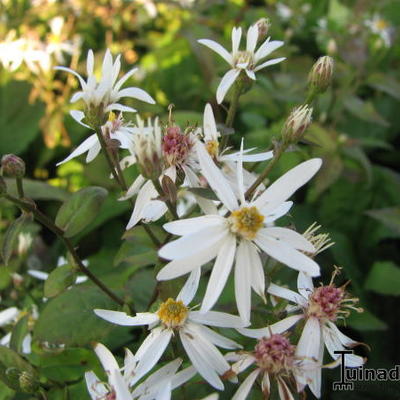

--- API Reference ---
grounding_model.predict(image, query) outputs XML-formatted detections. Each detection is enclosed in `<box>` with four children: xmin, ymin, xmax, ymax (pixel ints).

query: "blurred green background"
<box><xmin>0</xmin><ymin>0</ymin><xmax>399</xmax><ymax>399</ymax></box>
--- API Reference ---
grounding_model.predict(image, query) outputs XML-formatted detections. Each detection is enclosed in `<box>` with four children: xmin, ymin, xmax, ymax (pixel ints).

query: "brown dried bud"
<box><xmin>309</xmin><ymin>56</ymin><xmax>334</xmax><ymax>93</ymax></box>
<box><xmin>256</xmin><ymin>18</ymin><xmax>271</xmax><ymax>41</ymax></box>
<box><xmin>1</xmin><ymin>154</ymin><xmax>25</xmax><ymax>178</ymax></box>
<box><xmin>282</xmin><ymin>105</ymin><xmax>313</xmax><ymax>143</ymax></box>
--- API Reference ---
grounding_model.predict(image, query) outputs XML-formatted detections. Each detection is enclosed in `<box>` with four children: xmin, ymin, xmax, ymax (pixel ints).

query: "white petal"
<box><xmin>296</xmin><ymin>317</ymin><xmax>321</xmax><ymax>363</ymax></box>
<box><xmin>55</xmin><ymin>66</ymin><xmax>86</xmax><ymax>89</ymax></box>
<box><xmin>232</xmin><ymin>368</ymin><xmax>259</xmax><ymax>400</ymax></box>
<box><xmin>171</xmin><ymin>365</ymin><xmax>197</xmax><ymax>390</ymax></box>
<box><xmin>86</xmin><ymin>140</ymin><xmax>101</xmax><ymax>163</ymax></box>
<box><xmin>297</xmin><ymin>272</ymin><xmax>314</xmax><ymax>299</ymax></box>
<box><xmin>246</xmin><ymin>24</ymin><xmax>259</xmax><ymax>53</ymax></box>
<box><xmin>254</xmin><ymin>57</ymin><xmax>286</xmax><ymax>72</ymax></box>
<box><xmin>105</xmin><ymin>103</ymin><xmax>137</xmax><ymax>113</ymax></box>
<box><xmin>222</xmin><ymin>150</ymin><xmax>273</xmax><ymax>163</ymax></box>
<box><xmin>114</xmin><ymin>67</ymin><xmax>138</xmax><ymax>92</ymax></box>
<box><xmin>236</xmin><ymin>139</ymin><xmax>245</xmax><ymax>204</ymax></box>
<box><xmin>94</xmin><ymin>309</ymin><xmax>158</xmax><ymax>326</ymax></box>
<box><xmin>94</xmin><ymin>343</ymin><xmax>119</xmax><ymax>376</ymax></box>
<box><xmin>203</xmin><ymin>103</ymin><xmax>220</xmax><ymax>141</ymax></box>
<box><xmin>141</xmin><ymin>200</ymin><xmax>168</xmax><ymax>222</ymax></box>
<box><xmin>163</xmin><ymin>215</ymin><xmax>225</xmax><ymax>236</ymax></box>
<box><xmin>120</xmin><ymin>174</ymin><xmax>145</xmax><ymax>200</ymax></box>
<box><xmin>85</xmin><ymin>371</ymin><xmax>107</xmax><ymax>399</ymax></box>
<box><xmin>177</xmin><ymin>267</ymin><xmax>201</xmax><ymax>306</ymax></box>
<box><xmin>254</xmin><ymin>40</ymin><xmax>284</xmax><ymax>62</ymax></box>
<box><xmin>196</xmin><ymin>141</ymin><xmax>238</xmax><ymax>211</ymax></box>
<box><xmin>159</xmin><ymin>222</ymin><xmax>229</xmax><ymax>261</ymax></box>
<box><xmin>277</xmin><ymin>377</ymin><xmax>295</xmax><ymax>400</ymax></box>
<box><xmin>70</xmin><ymin>91</ymin><xmax>84</xmax><ymax>103</ymax></box>
<box><xmin>234</xmin><ymin>240</ymin><xmax>252</xmax><ymax>324</ymax></box>
<box><xmin>27</xmin><ymin>270</ymin><xmax>49</xmax><ymax>280</ymax></box>
<box><xmin>254</xmin><ymin>231</ymin><xmax>320</xmax><ymax>277</ymax></box>
<box><xmin>111</xmin><ymin>368</ymin><xmax>132</xmax><ymax>400</ymax></box>
<box><xmin>247</xmin><ymin>242</ymin><xmax>265</xmax><ymax>300</ymax></box>
<box><xmin>117</xmin><ymin>87</ymin><xmax>155</xmax><ymax>104</ymax></box>
<box><xmin>70</xmin><ymin>110</ymin><xmax>90</xmax><ymax>128</ymax></box>
<box><xmin>189</xmin><ymin>310</ymin><xmax>246</xmax><ymax>328</ymax></box>
<box><xmin>263</xmin><ymin>201</ymin><xmax>293</xmax><ymax>223</ymax></box>
<box><xmin>261</xmin><ymin>227</ymin><xmax>315</xmax><ymax>252</ymax></box>
<box><xmin>232</xmin><ymin>27</ymin><xmax>242</xmax><ymax>55</ymax></box>
<box><xmin>56</xmin><ymin>134</ymin><xmax>98</xmax><ymax>166</ymax></box>
<box><xmin>0</xmin><ymin>307</ymin><xmax>19</xmax><ymax>326</ymax></box>
<box><xmin>198</xmin><ymin>39</ymin><xmax>232</xmax><ymax>65</ymax></box>
<box><xmin>267</xmin><ymin>283</ymin><xmax>307</xmax><ymax>306</ymax></box>
<box><xmin>253</xmin><ymin>158</ymin><xmax>322</xmax><ymax>212</ymax></box>
<box><xmin>86</xmin><ymin>49</ymin><xmax>94</xmax><ymax>75</ymax></box>
<box><xmin>237</xmin><ymin>314</ymin><xmax>304</xmax><ymax>339</ymax></box>
<box><xmin>201</xmin><ymin>235</ymin><xmax>237</xmax><ymax>313</ymax></box>
<box><xmin>216</xmin><ymin>69</ymin><xmax>240</xmax><ymax>104</ymax></box>
<box><xmin>194</xmin><ymin>324</ymin><xmax>241</xmax><ymax>349</ymax></box>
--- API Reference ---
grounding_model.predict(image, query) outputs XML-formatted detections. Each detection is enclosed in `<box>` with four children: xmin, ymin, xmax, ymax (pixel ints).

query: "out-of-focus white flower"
<box><xmin>46</xmin><ymin>17</ymin><xmax>76</xmax><ymax>63</ymax></box>
<box><xmin>198</xmin><ymin>25</ymin><xmax>285</xmax><ymax>103</ymax></box>
<box><xmin>55</xmin><ymin>49</ymin><xmax>155</xmax><ymax>116</ymax></box>
<box><xmin>94</xmin><ymin>268</ymin><xmax>245</xmax><ymax>390</ymax></box>
<box><xmin>365</xmin><ymin>14</ymin><xmax>394</xmax><ymax>47</ymax></box>
<box><xmin>276</xmin><ymin>3</ymin><xmax>293</xmax><ymax>20</ymax></box>
<box><xmin>157</xmin><ymin>143</ymin><xmax>321</xmax><ymax>324</ymax></box>
<box><xmin>239</xmin><ymin>271</ymin><xmax>365</xmax><ymax>397</ymax></box>
<box><xmin>57</xmin><ymin>111</ymin><xmax>134</xmax><ymax>165</ymax></box>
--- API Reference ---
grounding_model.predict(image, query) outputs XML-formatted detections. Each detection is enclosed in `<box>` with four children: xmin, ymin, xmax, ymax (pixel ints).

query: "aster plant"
<box><xmin>0</xmin><ymin>18</ymin><xmax>368</xmax><ymax>400</ymax></box>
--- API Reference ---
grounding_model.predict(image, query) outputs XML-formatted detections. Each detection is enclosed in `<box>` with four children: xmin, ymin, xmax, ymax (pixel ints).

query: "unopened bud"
<box><xmin>161</xmin><ymin>175</ymin><xmax>177</xmax><ymax>204</ymax></box>
<box><xmin>1</xmin><ymin>154</ymin><xmax>25</xmax><ymax>178</ymax></box>
<box><xmin>19</xmin><ymin>371</ymin><xmax>39</xmax><ymax>393</ymax></box>
<box><xmin>256</xmin><ymin>18</ymin><xmax>271</xmax><ymax>41</ymax></box>
<box><xmin>0</xmin><ymin>176</ymin><xmax>6</xmax><ymax>195</ymax></box>
<box><xmin>282</xmin><ymin>105</ymin><xmax>313</xmax><ymax>143</ymax></box>
<box><xmin>309</xmin><ymin>56</ymin><xmax>334</xmax><ymax>93</ymax></box>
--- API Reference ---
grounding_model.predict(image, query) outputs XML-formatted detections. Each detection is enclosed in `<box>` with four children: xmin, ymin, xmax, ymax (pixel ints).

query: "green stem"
<box><xmin>16</xmin><ymin>177</ymin><xmax>24</xmax><ymax>198</ymax></box>
<box><xmin>5</xmin><ymin>194</ymin><xmax>126</xmax><ymax>307</ymax></box>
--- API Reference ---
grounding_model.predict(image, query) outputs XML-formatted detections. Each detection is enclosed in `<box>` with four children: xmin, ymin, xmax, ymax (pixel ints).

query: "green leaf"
<box><xmin>347</xmin><ymin>309</ymin><xmax>387</xmax><ymax>331</ymax></box>
<box><xmin>343</xmin><ymin>96</ymin><xmax>389</xmax><ymax>127</ymax></box>
<box><xmin>367</xmin><ymin>73</ymin><xmax>400</xmax><ymax>100</ymax></box>
<box><xmin>0</xmin><ymin>81</ymin><xmax>44</xmax><ymax>155</ymax></box>
<box><xmin>55</xmin><ymin>186</ymin><xmax>108</xmax><ymax>237</ymax></box>
<box><xmin>1</xmin><ymin>213</ymin><xmax>33</xmax><ymax>265</ymax></box>
<box><xmin>33</xmin><ymin>287</ymin><xmax>118</xmax><ymax>347</ymax></box>
<box><xmin>10</xmin><ymin>315</ymin><xmax>29</xmax><ymax>354</ymax></box>
<box><xmin>365</xmin><ymin>207</ymin><xmax>400</xmax><ymax>236</ymax></box>
<box><xmin>44</xmin><ymin>265</ymin><xmax>76</xmax><ymax>298</ymax></box>
<box><xmin>0</xmin><ymin>346</ymin><xmax>36</xmax><ymax>391</ymax></box>
<box><xmin>365</xmin><ymin>261</ymin><xmax>400</xmax><ymax>296</ymax></box>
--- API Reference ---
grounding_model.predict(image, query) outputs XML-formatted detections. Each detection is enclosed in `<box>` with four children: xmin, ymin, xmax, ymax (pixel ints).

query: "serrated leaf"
<box><xmin>33</xmin><ymin>287</ymin><xmax>118</xmax><ymax>347</ymax></box>
<box><xmin>1</xmin><ymin>213</ymin><xmax>33</xmax><ymax>265</ymax></box>
<box><xmin>365</xmin><ymin>261</ymin><xmax>400</xmax><ymax>296</ymax></box>
<box><xmin>10</xmin><ymin>315</ymin><xmax>29</xmax><ymax>354</ymax></box>
<box><xmin>55</xmin><ymin>186</ymin><xmax>108</xmax><ymax>237</ymax></box>
<box><xmin>365</xmin><ymin>207</ymin><xmax>400</xmax><ymax>236</ymax></box>
<box><xmin>187</xmin><ymin>187</ymin><xmax>220</xmax><ymax>201</ymax></box>
<box><xmin>44</xmin><ymin>265</ymin><xmax>76</xmax><ymax>298</ymax></box>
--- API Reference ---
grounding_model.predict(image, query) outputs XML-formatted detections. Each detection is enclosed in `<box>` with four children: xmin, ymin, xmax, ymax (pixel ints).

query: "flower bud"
<box><xmin>19</xmin><ymin>371</ymin><xmax>39</xmax><ymax>393</ymax></box>
<box><xmin>1</xmin><ymin>154</ymin><xmax>25</xmax><ymax>178</ymax></box>
<box><xmin>282</xmin><ymin>105</ymin><xmax>313</xmax><ymax>143</ymax></box>
<box><xmin>256</xmin><ymin>18</ymin><xmax>271</xmax><ymax>41</ymax></box>
<box><xmin>309</xmin><ymin>56</ymin><xmax>334</xmax><ymax>93</ymax></box>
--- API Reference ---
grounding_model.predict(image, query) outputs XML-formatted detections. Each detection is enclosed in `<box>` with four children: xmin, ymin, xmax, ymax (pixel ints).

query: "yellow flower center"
<box><xmin>205</xmin><ymin>140</ymin><xmax>219</xmax><ymax>158</ymax></box>
<box><xmin>157</xmin><ymin>298</ymin><xmax>188</xmax><ymax>328</ymax></box>
<box><xmin>229</xmin><ymin>206</ymin><xmax>264</xmax><ymax>240</ymax></box>
<box><xmin>108</xmin><ymin>111</ymin><xmax>117</xmax><ymax>122</ymax></box>
<box><xmin>375</xmin><ymin>19</ymin><xmax>388</xmax><ymax>31</ymax></box>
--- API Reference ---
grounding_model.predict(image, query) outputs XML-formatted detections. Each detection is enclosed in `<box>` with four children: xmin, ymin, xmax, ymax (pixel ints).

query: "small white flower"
<box><xmin>157</xmin><ymin>143</ymin><xmax>321</xmax><ymax>324</ymax></box>
<box><xmin>94</xmin><ymin>269</ymin><xmax>246</xmax><ymax>390</ymax></box>
<box><xmin>239</xmin><ymin>271</ymin><xmax>365</xmax><ymax>397</ymax></box>
<box><xmin>198</xmin><ymin>25</ymin><xmax>285</xmax><ymax>103</ymax></box>
<box><xmin>55</xmin><ymin>49</ymin><xmax>155</xmax><ymax>115</ymax></box>
<box><xmin>365</xmin><ymin>14</ymin><xmax>393</xmax><ymax>47</ymax></box>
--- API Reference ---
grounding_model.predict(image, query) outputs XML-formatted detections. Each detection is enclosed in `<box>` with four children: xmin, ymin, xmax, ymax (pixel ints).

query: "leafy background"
<box><xmin>0</xmin><ymin>0</ymin><xmax>399</xmax><ymax>399</ymax></box>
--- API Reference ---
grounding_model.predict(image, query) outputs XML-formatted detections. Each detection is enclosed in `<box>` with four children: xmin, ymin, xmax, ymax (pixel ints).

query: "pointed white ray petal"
<box><xmin>261</xmin><ymin>372</ymin><xmax>270</xmax><ymax>398</ymax></box>
<box><xmin>120</xmin><ymin>174</ymin><xmax>145</xmax><ymax>201</ymax></box>
<box><xmin>179</xmin><ymin>328</ymin><xmax>224</xmax><ymax>390</ymax></box>
<box><xmin>85</xmin><ymin>371</ymin><xmax>107</xmax><ymax>400</ymax></box>
<box><xmin>133</xmin><ymin>328</ymin><xmax>173</xmax><ymax>385</ymax></box>
<box><xmin>111</xmin><ymin>368</ymin><xmax>132</xmax><ymax>400</ymax></box>
<box><xmin>177</xmin><ymin>267</ymin><xmax>201</xmax><ymax>306</ymax></box>
<box><xmin>159</xmin><ymin>223</ymin><xmax>229</xmax><ymax>261</ymax></box>
<box><xmin>254</xmin><ymin>231</ymin><xmax>320</xmax><ymax>277</ymax></box>
<box><xmin>198</xmin><ymin>39</ymin><xmax>232</xmax><ymax>65</ymax></box>
<box><xmin>105</xmin><ymin>103</ymin><xmax>137</xmax><ymax>113</ymax></box>
<box><xmin>263</xmin><ymin>201</ymin><xmax>293</xmax><ymax>223</ymax></box>
<box><xmin>246</xmin><ymin>242</ymin><xmax>265</xmax><ymax>300</ymax></box>
<box><xmin>234</xmin><ymin>240</ymin><xmax>252</xmax><ymax>324</ymax></box>
<box><xmin>277</xmin><ymin>377</ymin><xmax>295</xmax><ymax>400</ymax></box>
<box><xmin>196</xmin><ymin>141</ymin><xmax>238</xmax><ymax>211</ymax></box>
<box><xmin>296</xmin><ymin>317</ymin><xmax>321</xmax><ymax>364</ymax></box>
<box><xmin>117</xmin><ymin>87</ymin><xmax>155</xmax><ymax>104</ymax></box>
<box><xmin>54</xmin><ymin>66</ymin><xmax>86</xmax><ymax>89</ymax></box>
<box><xmin>86</xmin><ymin>49</ymin><xmax>94</xmax><ymax>75</ymax></box>
<box><xmin>56</xmin><ymin>134</ymin><xmax>98</xmax><ymax>166</ymax></box>
<box><xmin>203</xmin><ymin>103</ymin><xmax>220</xmax><ymax>141</ymax></box>
<box><xmin>261</xmin><ymin>227</ymin><xmax>315</xmax><ymax>252</ymax></box>
<box><xmin>27</xmin><ymin>269</ymin><xmax>49</xmax><ymax>280</ymax></box>
<box><xmin>94</xmin><ymin>343</ymin><xmax>119</xmax><ymax>375</ymax></box>
<box><xmin>232</xmin><ymin>368</ymin><xmax>260</xmax><ymax>400</ymax></box>
<box><xmin>254</xmin><ymin>39</ymin><xmax>284</xmax><ymax>62</ymax></box>
<box><xmin>253</xmin><ymin>158</ymin><xmax>322</xmax><ymax>211</ymax></box>
<box><xmin>246</xmin><ymin>24</ymin><xmax>259</xmax><ymax>53</ymax></box>
<box><xmin>237</xmin><ymin>314</ymin><xmax>304</xmax><ymax>339</ymax></box>
<box><xmin>163</xmin><ymin>215</ymin><xmax>225</xmax><ymax>236</ymax></box>
<box><xmin>267</xmin><ymin>282</ymin><xmax>307</xmax><ymax>306</ymax></box>
<box><xmin>114</xmin><ymin>67</ymin><xmax>138</xmax><ymax>92</ymax></box>
<box><xmin>236</xmin><ymin>139</ymin><xmax>245</xmax><ymax>205</ymax></box>
<box><xmin>230</xmin><ymin>354</ymin><xmax>256</xmax><ymax>375</ymax></box>
<box><xmin>171</xmin><ymin>365</ymin><xmax>197</xmax><ymax>390</ymax></box>
<box><xmin>216</xmin><ymin>69</ymin><xmax>241</xmax><ymax>104</ymax></box>
<box><xmin>194</xmin><ymin>323</ymin><xmax>241</xmax><ymax>349</ymax></box>
<box><xmin>141</xmin><ymin>200</ymin><xmax>168</xmax><ymax>222</ymax></box>
<box><xmin>189</xmin><ymin>310</ymin><xmax>246</xmax><ymax>328</ymax></box>
<box><xmin>221</xmin><ymin>150</ymin><xmax>273</xmax><ymax>163</ymax></box>
<box><xmin>0</xmin><ymin>307</ymin><xmax>19</xmax><ymax>326</ymax></box>
<box><xmin>254</xmin><ymin>57</ymin><xmax>286</xmax><ymax>72</ymax></box>
<box><xmin>201</xmin><ymin>235</ymin><xmax>237</xmax><ymax>313</ymax></box>
<box><xmin>245</xmin><ymin>68</ymin><xmax>256</xmax><ymax>80</ymax></box>
<box><xmin>232</xmin><ymin>27</ymin><xmax>242</xmax><ymax>55</ymax></box>
<box><xmin>70</xmin><ymin>91</ymin><xmax>84</xmax><ymax>103</ymax></box>
<box><xmin>297</xmin><ymin>272</ymin><xmax>314</xmax><ymax>299</ymax></box>
<box><xmin>94</xmin><ymin>309</ymin><xmax>159</xmax><ymax>326</ymax></box>
<box><xmin>86</xmin><ymin>140</ymin><xmax>101</xmax><ymax>163</ymax></box>
<box><xmin>70</xmin><ymin>110</ymin><xmax>90</xmax><ymax>128</ymax></box>
<box><xmin>157</xmin><ymin>237</ymin><xmax>224</xmax><ymax>281</ymax></box>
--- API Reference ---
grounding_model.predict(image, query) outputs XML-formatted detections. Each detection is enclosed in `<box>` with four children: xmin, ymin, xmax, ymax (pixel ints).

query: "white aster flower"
<box><xmin>55</xmin><ymin>49</ymin><xmax>155</xmax><ymax>116</ymax></box>
<box><xmin>239</xmin><ymin>271</ymin><xmax>365</xmax><ymax>397</ymax></box>
<box><xmin>157</xmin><ymin>143</ymin><xmax>321</xmax><ymax>324</ymax></box>
<box><xmin>94</xmin><ymin>268</ymin><xmax>246</xmax><ymax>390</ymax></box>
<box><xmin>198</xmin><ymin>25</ymin><xmax>285</xmax><ymax>103</ymax></box>
<box><xmin>365</xmin><ymin>14</ymin><xmax>394</xmax><ymax>47</ymax></box>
